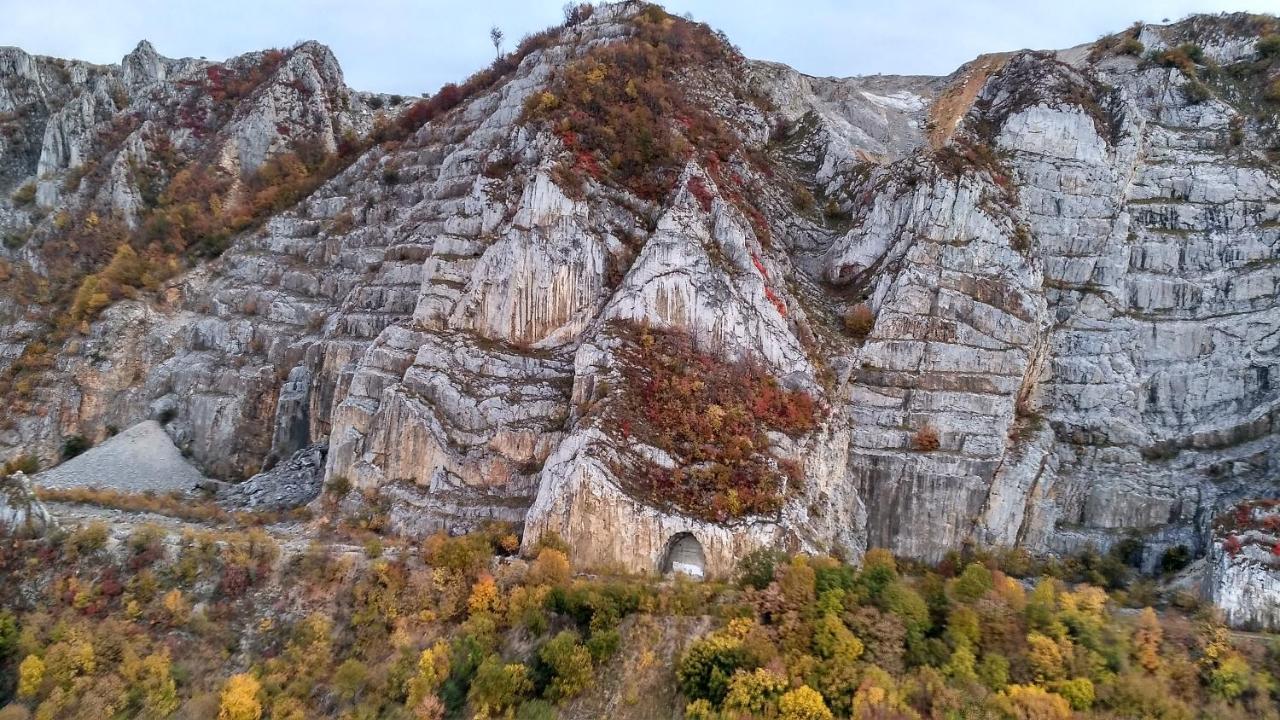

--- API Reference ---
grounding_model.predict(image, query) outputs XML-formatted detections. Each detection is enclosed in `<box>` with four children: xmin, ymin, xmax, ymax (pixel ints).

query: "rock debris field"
<box><xmin>33</xmin><ymin>420</ymin><xmax>207</xmax><ymax>494</ymax></box>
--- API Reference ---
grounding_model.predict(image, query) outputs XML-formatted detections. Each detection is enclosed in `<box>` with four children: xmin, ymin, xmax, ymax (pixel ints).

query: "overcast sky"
<box><xmin>2</xmin><ymin>0</ymin><xmax>1277</xmax><ymax>95</ymax></box>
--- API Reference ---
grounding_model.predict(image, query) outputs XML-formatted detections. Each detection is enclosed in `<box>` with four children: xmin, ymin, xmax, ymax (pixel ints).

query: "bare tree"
<box><xmin>489</xmin><ymin>26</ymin><xmax>504</xmax><ymax>59</ymax></box>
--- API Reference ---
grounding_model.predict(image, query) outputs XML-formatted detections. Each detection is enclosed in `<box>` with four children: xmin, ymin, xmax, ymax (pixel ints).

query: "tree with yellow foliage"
<box><xmin>17</xmin><ymin>654</ymin><xmax>44</xmax><ymax>699</ymax></box>
<box><xmin>526</xmin><ymin>548</ymin><xmax>571</xmax><ymax>587</ymax></box>
<box><xmin>159</xmin><ymin>588</ymin><xmax>190</xmax><ymax>626</ymax></box>
<box><xmin>406</xmin><ymin>641</ymin><xmax>451</xmax><ymax>709</ymax></box>
<box><xmin>993</xmin><ymin>684</ymin><xmax>1071</xmax><ymax>720</ymax></box>
<box><xmin>137</xmin><ymin>650</ymin><xmax>179</xmax><ymax>719</ymax></box>
<box><xmin>218</xmin><ymin>674</ymin><xmax>262</xmax><ymax>720</ymax></box>
<box><xmin>1026</xmin><ymin>632</ymin><xmax>1067</xmax><ymax>682</ymax></box>
<box><xmin>467</xmin><ymin>656</ymin><xmax>531</xmax><ymax>717</ymax></box>
<box><xmin>722</xmin><ymin>668</ymin><xmax>787</xmax><ymax>715</ymax></box>
<box><xmin>778</xmin><ymin>685</ymin><xmax>833</xmax><ymax>720</ymax></box>
<box><xmin>851</xmin><ymin>667</ymin><xmax>915</xmax><ymax>720</ymax></box>
<box><xmin>812</xmin><ymin>612</ymin><xmax>863</xmax><ymax>663</ymax></box>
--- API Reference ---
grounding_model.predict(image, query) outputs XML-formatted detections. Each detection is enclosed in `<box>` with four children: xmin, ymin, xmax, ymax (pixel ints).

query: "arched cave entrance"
<box><xmin>661</xmin><ymin>532</ymin><xmax>706</xmax><ymax>579</ymax></box>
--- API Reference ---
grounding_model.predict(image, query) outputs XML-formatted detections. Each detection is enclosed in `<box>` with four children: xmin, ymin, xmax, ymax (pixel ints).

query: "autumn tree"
<box><xmin>407</xmin><ymin>641</ymin><xmax>452</xmax><ymax>708</ymax></box>
<box><xmin>723</xmin><ymin>668</ymin><xmax>787</xmax><ymax>716</ymax></box>
<box><xmin>527</xmin><ymin>548</ymin><xmax>571</xmax><ymax>587</ymax></box>
<box><xmin>779</xmin><ymin>685</ymin><xmax>834</xmax><ymax>720</ymax></box>
<box><xmin>218</xmin><ymin>674</ymin><xmax>262</xmax><ymax>720</ymax></box>
<box><xmin>17</xmin><ymin>654</ymin><xmax>44</xmax><ymax>699</ymax></box>
<box><xmin>137</xmin><ymin>650</ymin><xmax>179</xmax><ymax>719</ymax></box>
<box><xmin>1131</xmin><ymin>607</ymin><xmax>1163</xmax><ymax>674</ymax></box>
<box><xmin>467</xmin><ymin>656</ymin><xmax>530</xmax><ymax>716</ymax></box>
<box><xmin>993</xmin><ymin>685</ymin><xmax>1071</xmax><ymax>720</ymax></box>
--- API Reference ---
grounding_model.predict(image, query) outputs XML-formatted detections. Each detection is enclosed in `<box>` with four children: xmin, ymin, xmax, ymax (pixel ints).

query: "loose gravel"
<box><xmin>35</xmin><ymin>420</ymin><xmax>207</xmax><ymax>493</ymax></box>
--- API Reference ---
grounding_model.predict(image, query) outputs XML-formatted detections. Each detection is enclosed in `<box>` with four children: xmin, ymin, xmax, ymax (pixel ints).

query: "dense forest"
<box><xmin>0</xmin><ymin>511</ymin><xmax>1276</xmax><ymax>720</ymax></box>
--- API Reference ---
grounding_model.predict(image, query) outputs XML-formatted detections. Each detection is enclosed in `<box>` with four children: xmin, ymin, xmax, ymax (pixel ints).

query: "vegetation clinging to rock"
<box><xmin>608</xmin><ymin>323</ymin><xmax>819</xmax><ymax>521</ymax></box>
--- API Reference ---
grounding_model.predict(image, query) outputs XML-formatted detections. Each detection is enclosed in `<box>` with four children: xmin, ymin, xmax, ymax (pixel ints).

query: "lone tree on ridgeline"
<box><xmin>489</xmin><ymin>26</ymin><xmax>504</xmax><ymax>58</ymax></box>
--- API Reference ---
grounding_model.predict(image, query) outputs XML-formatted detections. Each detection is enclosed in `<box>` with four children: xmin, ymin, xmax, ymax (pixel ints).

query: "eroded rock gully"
<box><xmin>1</xmin><ymin>6</ymin><xmax>1278</xmax><ymax>620</ymax></box>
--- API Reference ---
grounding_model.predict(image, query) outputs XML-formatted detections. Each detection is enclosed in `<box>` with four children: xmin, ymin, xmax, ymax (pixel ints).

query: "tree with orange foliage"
<box><xmin>1132</xmin><ymin>607</ymin><xmax>1163</xmax><ymax>674</ymax></box>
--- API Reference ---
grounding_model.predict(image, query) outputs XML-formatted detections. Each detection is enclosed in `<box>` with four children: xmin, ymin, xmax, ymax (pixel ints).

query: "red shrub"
<box><xmin>750</xmin><ymin>253</ymin><xmax>769</xmax><ymax>278</ymax></box>
<box><xmin>99</xmin><ymin>567</ymin><xmax>124</xmax><ymax>597</ymax></box>
<box><xmin>914</xmin><ymin>425</ymin><xmax>941</xmax><ymax>452</ymax></box>
<box><xmin>217</xmin><ymin>562</ymin><xmax>252</xmax><ymax>598</ymax></box>
<box><xmin>1224</xmin><ymin>535</ymin><xmax>1243</xmax><ymax>557</ymax></box>
<box><xmin>763</xmin><ymin>285</ymin><xmax>787</xmax><ymax>317</ymax></box>
<box><xmin>1236</xmin><ymin>504</ymin><xmax>1253</xmax><ymax>527</ymax></box>
<box><xmin>687</xmin><ymin>176</ymin><xmax>713</xmax><ymax>211</ymax></box>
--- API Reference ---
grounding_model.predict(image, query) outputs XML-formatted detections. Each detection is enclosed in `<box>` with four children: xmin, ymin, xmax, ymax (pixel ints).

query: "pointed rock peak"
<box><xmin>284</xmin><ymin>40</ymin><xmax>344</xmax><ymax>82</ymax></box>
<box><xmin>290</xmin><ymin>39</ymin><xmax>329</xmax><ymax>56</ymax></box>
<box><xmin>121</xmin><ymin>38</ymin><xmax>167</xmax><ymax>87</ymax></box>
<box><xmin>123</xmin><ymin>39</ymin><xmax>162</xmax><ymax>65</ymax></box>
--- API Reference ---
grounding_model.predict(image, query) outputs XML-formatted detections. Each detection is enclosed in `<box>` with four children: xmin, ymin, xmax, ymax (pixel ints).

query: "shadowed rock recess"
<box><xmin>1</xmin><ymin>4</ymin><xmax>1279</xmax><ymax>606</ymax></box>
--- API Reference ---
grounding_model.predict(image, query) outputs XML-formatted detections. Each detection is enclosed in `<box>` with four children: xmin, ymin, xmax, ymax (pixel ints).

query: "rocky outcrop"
<box><xmin>1207</xmin><ymin>502</ymin><xmax>1280</xmax><ymax>629</ymax></box>
<box><xmin>0</xmin><ymin>8</ymin><xmax>1278</xmax><ymax>598</ymax></box>
<box><xmin>0</xmin><ymin>471</ymin><xmax>55</xmax><ymax>537</ymax></box>
<box><xmin>218</xmin><ymin>443</ymin><xmax>326</xmax><ymax>511</ymax></box>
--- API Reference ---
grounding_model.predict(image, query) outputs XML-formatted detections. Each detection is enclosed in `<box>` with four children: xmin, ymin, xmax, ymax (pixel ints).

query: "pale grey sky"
<box><xmin>2</xmin><ymin>1</ymin><xmax>1277</xmax><ymax>95</ymax></box>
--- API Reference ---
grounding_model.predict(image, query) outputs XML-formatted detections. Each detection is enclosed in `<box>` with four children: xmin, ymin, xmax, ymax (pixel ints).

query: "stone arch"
<box><xmin>661</xmin><ymin>532</ymin><xmax>706</xmax><ymax>579</ymax></box>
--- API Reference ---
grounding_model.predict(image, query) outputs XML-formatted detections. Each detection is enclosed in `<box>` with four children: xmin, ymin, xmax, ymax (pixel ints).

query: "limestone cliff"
<box><xmin>0</xmin><ymin>4</ymin><xmax>1278</xmax><ymax>604</ymax></box>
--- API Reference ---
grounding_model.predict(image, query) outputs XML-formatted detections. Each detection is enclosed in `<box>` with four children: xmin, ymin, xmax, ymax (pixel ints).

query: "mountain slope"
<box><xmin>0</xmin><ymin>3</ymin><xmax>1278</xmax><ymax>607</ymax></box>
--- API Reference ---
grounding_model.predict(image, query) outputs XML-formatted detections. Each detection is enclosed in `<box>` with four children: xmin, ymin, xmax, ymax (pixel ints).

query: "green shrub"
<box><xmin>736</xmin><ymin>547</ymin><xmax>786</xmax><ymax>590</ymax></box>
<box><xmin>468</xmin><ymin>656</ymin><xmax>531</xmax><ymax>715</ymax></box>
<box><xmin>1152</xmin><ymin>44</ymin><xmax>1205</xmax><ymax>74</ymax></box>
<box><xmin>1182</xmin><ymin>80</ymin><xmax>1212</xmax><ymax>104</ymax></box>
<box><xmin>1159</xmin><ymin>545</ymin><xmax>1191</xmax><ymax>574</ymax></box>
<box><xmin>677</xmin><ymin>631</ymin><xmax>751</xmax><ymax>705</ymax></box>
<box><xmin>1053</xmin><ymin>677</ymin><xmax>1096</xmax><ymax>711</ymax></box>
<box><xmin>332</xmin><ymin>658</ymin><xmax>369</xmax><ymax>701</ymax></box>
<box><xmin>65</xmin><ymin>521</ymin><xmax>110</xmax><ymax>557</ymax></box>
<box><xmin>537</xmin><ymin>631</ymin><xmax>594</xmax><ymax>701</ymax></box>
<box><xmin>2</xmin><ymin>455</ymin><xmax>39</xmax><ymax>476</ymax></box>
<box><xmin>1265</xmin><ymin>78</ymin><xmax>1280</xmax><ymax>104</ymax></box>
<box><xmin>60</xmin><ymin>435</ymin><xmax>90</xmax><ymax>460</ymax></box>
<box><xmin>951</xmin><ymin>563</ymin><xmax>995</xmax><ymax>603</ymax></box>
<box><xmin>515</xmin><ymin>699</ymin><xmax>557</xmax><ymax>720</ymax></box>
<box><xmin>1256</xmin><ymin>34</ymin><xmax>1280</xmax><ymax>59</ymax></box>
<box><xmin>324</xmin><ymin>475</ymin><xmax>351</xmax><ymax>497</ymax></box>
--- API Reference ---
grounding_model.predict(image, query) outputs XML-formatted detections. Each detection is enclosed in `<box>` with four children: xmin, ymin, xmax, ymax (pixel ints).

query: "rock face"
<box><xmin>0</xmin><ymin>471</ymin><xmax>55</xmax><ymax>537</ymax></box>
<box><xmin>1207</xmin><ymin>502</ymin><xmax>1280</xmax><ymax>629</ymax></box>
<box><xmin>0</xmin><ymin>7</ymin><xmax>1279</xmax><ymax>599</ymax></box>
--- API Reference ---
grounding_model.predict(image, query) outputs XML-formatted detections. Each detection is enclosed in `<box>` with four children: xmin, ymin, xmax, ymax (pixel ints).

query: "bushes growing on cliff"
<box><xmin>521</xmin><ymin>4</ymin><xmax>739</xmax><ymax>202</ymax></box>
<box><xmin>519</xmin><ymin>4</ymin><xmax>775</xmax><ymax>247</ymax></box>
<box><xmin>610</xmin><ymin>323</ymin><xmax>819</xmax><ymax>521</ymax></box>
<box><xmin>842</xmin><ymin>303</ymin><xmax>875</xmax><ymax>337</ymax></box>
<box><xmin>913</xmin><ymin>424</ymin><xmax>940</xmax><ymax>452</ymax></box>
<box><xmin>10</xmin><ymin>182</ymin><xmax>35</xmax><ymax>206</ymax></box>
<box><xmin>1152</xmin><ymin>43</ymin><xmax>1206</xmax><ymax>73</ymax></box>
